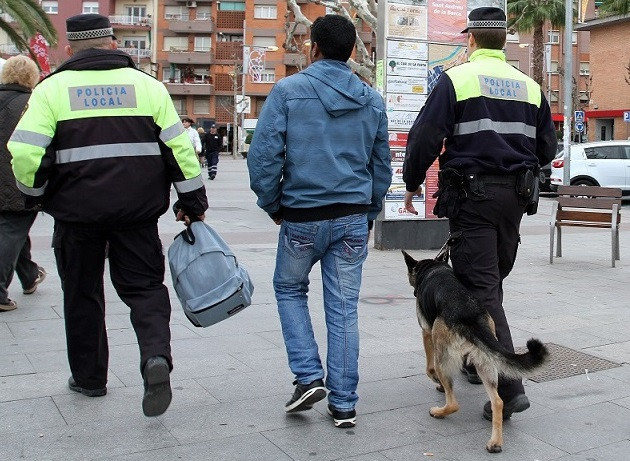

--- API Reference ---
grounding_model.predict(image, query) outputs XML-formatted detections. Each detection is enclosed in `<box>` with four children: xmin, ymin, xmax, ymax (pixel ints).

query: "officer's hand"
<box><xmin>176</xmin><ymin>210</ymin><xmax>205</xmax><ymax>226</ymax></box>
<box><xmin>404</xmin><ymin>188</ymin><xmax>423</xmax><ymax>215</ymax></box>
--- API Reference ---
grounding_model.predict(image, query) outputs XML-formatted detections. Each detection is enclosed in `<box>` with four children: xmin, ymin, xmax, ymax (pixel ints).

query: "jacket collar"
<box><xmin>469</xmin><ymin>48</ymin><xmax>506</xmax><ymax>63</ymax></box>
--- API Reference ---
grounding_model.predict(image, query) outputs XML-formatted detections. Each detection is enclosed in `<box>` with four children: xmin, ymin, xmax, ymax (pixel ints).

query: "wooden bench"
<box><xmin>550</xmin><ymin>185</ymin><xmax>622</xmax><ymax>267</ymax></box>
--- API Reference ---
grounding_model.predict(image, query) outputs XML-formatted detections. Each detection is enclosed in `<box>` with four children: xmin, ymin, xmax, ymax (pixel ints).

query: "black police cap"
<box><xmin>461</xmin><ymin>7</ymin><xmax>507</xmax><ymax>33</ymax></box>
<box><xmin>67</xmin><ymin>14</ymin><xmax>116</xmax><ymax>41</ymax></box>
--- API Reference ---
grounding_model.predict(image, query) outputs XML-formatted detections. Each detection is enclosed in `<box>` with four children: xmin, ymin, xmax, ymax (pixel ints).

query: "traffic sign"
<box><xmin>574</xmin><ymin>110</ymin><xmax>584</xmax><ymax>122</ymax></box>
<box><xmin>575</xmin><ymin>121</ymin><xmax>585</xmax><ymax>133</ymax></box>
<box><xmin>624</xmin><ymin>111</ymin><xmax>630</xmax><ymax>122</ymax></box>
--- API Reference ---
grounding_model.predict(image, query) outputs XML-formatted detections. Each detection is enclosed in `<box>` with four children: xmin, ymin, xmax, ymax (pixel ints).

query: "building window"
<box><xmin>194</xmin><ymin>36</ymin><xmax>211</xmax><ymax>52</ymax></box>
<box><xmin>163</xmin><ymin>67</ymin><xmax>181</xmax><ymax>82</ymax></box>
<box><xmin>164</xmin><ymin>36</ymin><xmax>188</xmax><ymax>52</ymax></box>
<box><xmin>579</xmin><ymin>62</ymin><xmax>590</xmax><ymax>75</ymax></box>
<box><xmin>254</xmin><ymin>5</ymin><xmax>277</xmax><ymax>19</ymax></box>
<box><xmin>579</xmin><ymin>91</ymin><xmax>589</xmax><ymax>104</ymax></box>
<box><xmin>164</xmin><ymin>5</ymin><xmax>187</xmax><ymax>20</ymax></box>
<box><xmin>196</xmin><ymin>6</ymin><xmax>211</xmax><ymax>20</ymax></box>
<box><xmin>125</xmin><ymin>6</ymin><xmax>147</xmax><ymax>22</ymax></box>
<box><xmin>192</xmin><ymin>67</ymin><xmax>209</xmax><ymax>83</ymax></box>
<box><xmin>252</xmin><ymin>36</ymin><xmax>277</xmax><ymax>48</ymax></box>
<box><xmin>172</xmin><ymin>98</ymin><xmax>186</xmax><ymax>115</ymax></box>
<box><xmin>550</xmin><ymin>90</ymin><xmax>559</xmax><ymax>103</ymax></box>
<box><xmin>253</xmin><ymin>70</ymin><xmax>275</xmax><ymax>83</ymax></box>
<box><xmin>218</xmin><ymin>1</ymin><xmax>246</xmax><ymax>11</ymax></box>
<box><xmin>507</xmin><ymin>59</ymin><xmax>520</xmax><ymax>70</ymax></box>
<box><xmin>42</xmin><ymin>1</ymin><xmax>58</xmax><ymax>14</ymax></box>
<box><xmin>82</xmin><ymin>1</ymin><xmax>99</xmax><ymax>14</ymax></box>
<box><xmin>507</xmin><ymin>31</ymin><xmax>520</xmax><ymax>42</ymax></box>
<box><xmin>572</xmin><ymin>31</ymin><xmax>578</xmax><ymax>44</ymax></box>
<box><xmin>548</xmin><ymin>31</ymin><xmax>560</xmax><ymax>44</ymax></box>
<box><xmin>550</xmin><ymin>60</ymin><xmax>559</xmax><ymax>73</ymax></box>
<box><xmin>123</xmin><ymin>38</ymin><xmax>146</xmax><ymax>49</ymax></box>
<box><xmin>194</xmin><ymin>98</ymin><xmax>210</xmax><ymax>114</ymax></box>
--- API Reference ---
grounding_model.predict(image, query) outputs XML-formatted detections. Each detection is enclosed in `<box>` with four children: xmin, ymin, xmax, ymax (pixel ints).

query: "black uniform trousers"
<box><xmin>448</xmin><ymin>180</ymin><xmax>526</xmax><ymax>400</ymax></box>
<box><xmin>53</xmin><ymin>220</ymin><xmax>172</xmax><ymax>390</ymax></box>
<box><xmin>207</xmin><ymin>150</ymin><xmax>219</xmax><ymax>178</ymax></box>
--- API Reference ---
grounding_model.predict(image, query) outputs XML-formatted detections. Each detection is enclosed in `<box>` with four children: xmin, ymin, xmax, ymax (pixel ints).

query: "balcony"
<box><xmin>216</xmin><ymin>11</ymin><xmax>245</xmax><ymax>30</ymax></box>
<box><xmin>0</xmin><ymin>44</ymin><xmax>21</xmax><ymax>55</ymax></box>
<box><xmin>213</xmin><ymin>73</ymin><xmax>236</xmax><ymax>92</ymax></box>
<box><xmin>288</xmin><ymin>22</ymin><xmax>308</xmax><ymax>36</ymax></box>
<box><xmin>165</xmin><ymin>81</ymin><xmax>214</xmax><ymax>96</ymax></box>
<box><xmin>214</xmin><ymin>42</ymin><xmax>243</xmax><ymax>63</ymax></box>
<box><xmin>167</xmin><ymin>50</ymin><xmax>214</xmax><ymax>65</ymax></box>
<box><xmin>168</xmin><ymin>18</ymin><xmax>214</xmax><ymax>34</ymax></box>
<box><xmin>119</xmin><ymin>48</ymin><xmax>152</xmax><ymax>60</ymax></box>
<box><xmin>109</xmin><ymin>15</ymin><xmax>151</xmax><ymax>30</ymax></box>
<box><xmin>359</xmin><ymin>30</ymin><xmax>373</xmax><ymax>44</ymax></box>
<box><xmin>284</xmin><ymin>53</ymin><xmax>307</xmax><ymax>67</ymax></box>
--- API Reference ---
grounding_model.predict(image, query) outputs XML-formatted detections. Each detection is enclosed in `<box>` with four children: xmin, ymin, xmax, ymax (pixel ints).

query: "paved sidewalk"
<box><xmin>1</xmin><ymin>157</ymin><xmax>629</xmax><ymax>460</ymax></box>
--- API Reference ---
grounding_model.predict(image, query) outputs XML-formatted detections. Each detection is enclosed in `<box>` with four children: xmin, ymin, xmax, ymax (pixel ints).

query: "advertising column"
<box><xmin>374</xmin><ymin>0</ymin><xmax>504</xmax><ymax>249</ymax></box>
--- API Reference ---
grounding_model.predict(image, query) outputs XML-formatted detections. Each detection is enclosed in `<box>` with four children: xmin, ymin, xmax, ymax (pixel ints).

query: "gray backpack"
<box><xmin>168</xmin><ymin>221</ymin><xmax>254</xmax><ymax>327</ymax></box>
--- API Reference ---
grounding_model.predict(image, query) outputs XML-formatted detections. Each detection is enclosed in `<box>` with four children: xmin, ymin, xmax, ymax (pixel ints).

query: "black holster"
<box><xmin>516</xmin><ymin>168</ymin><xmax>540</xmax><ymax>215</ymax></box>
<box><xmin>432</xmin><ymin>168</ymin><xmax>466</xmax><ymax>218</ymax></box>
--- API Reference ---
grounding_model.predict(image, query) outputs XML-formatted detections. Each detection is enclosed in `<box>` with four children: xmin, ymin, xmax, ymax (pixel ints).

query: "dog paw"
<box><xmin>429</xmin><ymin>407</ymin><xmax>445</xmax><ymax>419</ymax></box>
<box><xmin>486</xmin><ymin>443</ymin><xmax>502</xmax><ymax>453</ymax></box>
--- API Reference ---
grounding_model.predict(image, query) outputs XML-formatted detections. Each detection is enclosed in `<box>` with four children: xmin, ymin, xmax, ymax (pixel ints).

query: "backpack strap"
<box><xmin>176</xmin><ymin>226</ymin><xmax>196</xmax><ymax>245</ymax></box>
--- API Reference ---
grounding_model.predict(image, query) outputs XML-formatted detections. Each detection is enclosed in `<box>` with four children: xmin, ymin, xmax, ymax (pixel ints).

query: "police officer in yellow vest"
<box><xmin>403</xmin><ymin>7</ymin><xmax>557</xmax><ymax>421</ymax></box>
<box><xmin>9</xmin><ymin>14</ymin><xmax>208</xmax><ymax>417</ymax></box>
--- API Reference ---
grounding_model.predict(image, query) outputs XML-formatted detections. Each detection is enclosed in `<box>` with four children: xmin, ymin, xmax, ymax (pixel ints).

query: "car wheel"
<box><xmin>571</xmin><ymin>179</ymin><xmax>596</xmax><ymax>187</ymax></box>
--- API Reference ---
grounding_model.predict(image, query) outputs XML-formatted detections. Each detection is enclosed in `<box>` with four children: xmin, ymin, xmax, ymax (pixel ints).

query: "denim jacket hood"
<box><xmin>302</xmin><ymin>60</ymin><xmax>369</xmax><ymax>117</ymax></box>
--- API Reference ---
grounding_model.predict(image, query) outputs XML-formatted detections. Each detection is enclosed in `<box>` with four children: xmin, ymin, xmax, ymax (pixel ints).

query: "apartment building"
<box><xmin>155</xmin><ymin>0</ymin><xmax>327</xmax><ymax>132</ymax></box>
<box><xmin>0</xmin><ymin>1</ymin><xmax>153</xmax><ymax>72</ymax></box>
<box><xmin>576</xmin><ymin>14</ymin><xmax>630</xmax><ymax>141</ymax></box>
<box><xmin>505</xmin><ymin>26</ymin><xmax>592</xmax><ymax>134</ymax></box>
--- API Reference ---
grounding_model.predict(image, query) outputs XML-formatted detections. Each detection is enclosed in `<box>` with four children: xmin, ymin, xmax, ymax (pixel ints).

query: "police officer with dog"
<box><xmin>9</xmin><ymin>14</ymin><xmax>207</xmax><ymax>417</ymax></box>
<box><xmin>403</xmin><ymin>7</ymin><xmax>557</xmax><ymax>420</ymax></box>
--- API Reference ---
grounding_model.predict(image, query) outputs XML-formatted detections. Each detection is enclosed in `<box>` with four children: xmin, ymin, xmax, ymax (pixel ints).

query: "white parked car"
<box><xmin>549</xmin><ymin>140</ymin><xmax>630</xmax><ymax>194</ymax></box>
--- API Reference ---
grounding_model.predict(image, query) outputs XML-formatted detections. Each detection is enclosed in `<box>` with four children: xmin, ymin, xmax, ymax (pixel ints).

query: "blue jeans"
<box><xmin>273</xmin><ymin>213</ymin><xmax>368</xmax><ymax>411</ymax></box>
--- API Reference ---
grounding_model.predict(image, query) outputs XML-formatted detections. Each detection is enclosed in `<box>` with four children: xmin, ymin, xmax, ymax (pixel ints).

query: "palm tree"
<box><xmin>0</xmin><ymin>0</ymin><xmax>57</xmax><ymax>53</ymax></box>
<box><xmin>598</xmin><ymin>0</ymin><xmax>630</xmax><ymax>16</ymax></box>
<box><xmin>507</xmin><ymin>0</ymin><xmax>566</xmax><ymax>86</ymax></box>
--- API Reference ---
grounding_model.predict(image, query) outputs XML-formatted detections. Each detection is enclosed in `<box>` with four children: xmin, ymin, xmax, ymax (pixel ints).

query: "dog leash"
<box><xmin>434</xmin><ymin>231</ymin><xmax>462</xmax><ymax>263</ymax></box>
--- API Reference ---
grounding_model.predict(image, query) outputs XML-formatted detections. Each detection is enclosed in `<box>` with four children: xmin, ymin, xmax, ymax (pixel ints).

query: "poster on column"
<box><xmin>385</xmin><ymin>3</ymin><xmax>428</xmax><ymax>40</ymax></box>
<box><xmin>386</xmin><ymin>58</ymin><xmax>428</xmax><ymax>78</ymax></box>
<box><xmin>387</xmin><ymin>40</ymin><xmax>428</xmax><ymax>60</ymax></box>
<box><xmin>427</xmin><ymin>0</ymin><xmax>467</xmax><ymax>44</ymax></box>
<box><xmin>387</xmin><ymin>93</ymin><xmax>427</xmax><ymax>112</ymax></box>
<box><xmin>427</xmin><ymin>44</ymin><xmax>467</xmax><ymax>92</ymax></box>
<box><xmin>385</xmin><ymin>160</ymin><xmax>425</xmax><ymax>220</ymax></box>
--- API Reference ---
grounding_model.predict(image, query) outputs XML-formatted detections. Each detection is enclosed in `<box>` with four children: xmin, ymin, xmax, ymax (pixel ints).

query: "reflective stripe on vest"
<box><xmin>55</xmin><ymin>142</ymin><xmax>161</xmax><ymax>164</ymax></box>
<box><xmin>453</xmin><ymin>119</ymin><xmax>537</xmax><ymax>139</ymax></box>
<box><xmin>174</xmin><ymin>175</ymin><xmax>204</xmax><ymax>193</ymax></box>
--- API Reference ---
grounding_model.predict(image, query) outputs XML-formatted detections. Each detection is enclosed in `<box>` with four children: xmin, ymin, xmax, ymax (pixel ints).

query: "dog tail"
<box><xmin>460</xmin><ymin>319</ymin><xmax>549</xmax><ymax>379</ymax></box>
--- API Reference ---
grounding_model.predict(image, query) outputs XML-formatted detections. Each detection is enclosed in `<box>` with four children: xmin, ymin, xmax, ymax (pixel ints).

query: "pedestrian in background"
<box><xmin>248</xmin><ymin>14</ymin><xmax>391</xmax><ymax>428</ymax></box>
<box><xmin>204</xmin><ymin>123</ymin><xmax>222</xmax><ymax>180</ymax></box>
<box><xmin>197</xmin><ymin>126</ymin><xmax>206</xmax><ymax>167</ymax></box>
<box><xmin>182</xmin><ymin>117</ymin><xmax>202</xmax><ymax>157</ymax></box>
<box><xmin>403</xmin><ymin>7</ymin><xmax>557</xmax><ymax>421</ymax></box>
<box><xmin>9</xmin><ymin>14</ymin><xmax>208</xmax><ymax>417</ymax></box>
<box><xmin>0</xmin><ymin>55</ymin><xmax>46</xmax><ymax>312</ymax></box>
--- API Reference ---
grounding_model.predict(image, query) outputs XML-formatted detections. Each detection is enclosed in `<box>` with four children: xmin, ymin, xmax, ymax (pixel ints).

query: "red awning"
<box><xmin>552</xmin><ymin>114</ymin><xmax>563</xmax><ymax>122</ymax></box>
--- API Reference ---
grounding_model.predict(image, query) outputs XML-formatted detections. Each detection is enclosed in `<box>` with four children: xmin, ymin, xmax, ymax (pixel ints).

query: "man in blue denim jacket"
<box><xmin>247</xmin><ymin>14</ymin><xmax>391</xmax><ymax>428</ymax></box>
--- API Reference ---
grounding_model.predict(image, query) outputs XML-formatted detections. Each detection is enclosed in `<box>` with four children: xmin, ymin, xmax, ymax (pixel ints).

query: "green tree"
<box><xmin>0</xmin><ymin>0</ymin><xmax>57</xmax><ymax>54</ymax></box>
<box><xmin>507</xmin><ymin>0</ymin><xmax>567</xmax><ymax>86</ymax></box>
<box><xmin>598</xmin><ymin>0</ymin><xmax>630</xmax><ymax>16</ymax></box>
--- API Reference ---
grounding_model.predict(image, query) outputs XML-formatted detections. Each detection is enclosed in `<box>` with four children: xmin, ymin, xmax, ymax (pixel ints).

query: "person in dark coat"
<box><xmin>0</xmin><ymin>56</ymin><xmax>46</xmax><ymax>311</ymax></box>
<box><xmin>204</xmin><ymin>123</ymin><xmax>222</xmax><ymax>179</ymax></box>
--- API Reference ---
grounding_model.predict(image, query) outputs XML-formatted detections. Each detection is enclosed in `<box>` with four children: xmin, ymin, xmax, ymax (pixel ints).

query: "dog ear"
<box><xmin>402</xmin><ymin>250</ymin><xmax>418</xmax><ymax>271</ymax></box>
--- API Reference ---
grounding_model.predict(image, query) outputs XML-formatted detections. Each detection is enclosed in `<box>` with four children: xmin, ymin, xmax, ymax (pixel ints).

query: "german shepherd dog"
<box><xmin>402</xmin><ymin>251</ymin><xmax>548</xmax><ymax>453</ymax></box>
